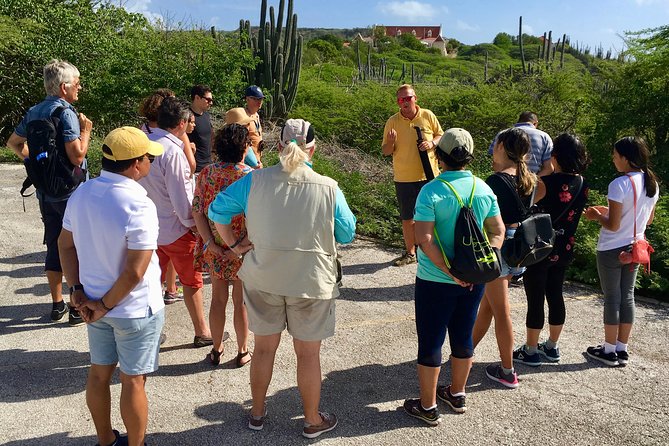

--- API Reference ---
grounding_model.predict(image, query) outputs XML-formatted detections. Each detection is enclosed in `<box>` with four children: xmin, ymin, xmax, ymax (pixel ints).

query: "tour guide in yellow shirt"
<box><xmin>382</xmin><ymin>84</ymin><xmax>443</xmax><ymax>266</ymax></box>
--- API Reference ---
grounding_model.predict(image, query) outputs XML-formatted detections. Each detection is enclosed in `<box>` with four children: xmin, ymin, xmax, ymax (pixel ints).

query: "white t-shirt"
<box><xmin>597</xmin><ymin>171</ymin><xmax>659</xmax><ymax>251</ymax></box>
<box><xmin>62</xmin><ymin>171</ymin><xmax>164</xmax><ymax>318</ymax></box>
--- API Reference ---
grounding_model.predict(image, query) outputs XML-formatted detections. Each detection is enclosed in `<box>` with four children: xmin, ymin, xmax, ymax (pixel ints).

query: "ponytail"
<box><xmin>279</xmin><ymin>141</ymin><xmax>309</xmax><ymax>173</ymax></box>
<box><xmin>497</xmin><ymin>127</ymin><xmax>536</xmax><ymax>196</ymax></box>
<box><xmin>644</xmin><ymin>169</ymin><xmax>659</xmax><ymax>198</ymax></box>
<box><xmin>516</xmin><ymin>160</ymin><xmax>537</xmax><ymax>197</ymax></box>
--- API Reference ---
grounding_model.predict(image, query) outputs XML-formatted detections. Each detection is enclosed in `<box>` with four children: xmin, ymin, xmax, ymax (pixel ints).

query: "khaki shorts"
<box><xmin>243</xmin><ymin>284</ymin><xmax>336</xmax><ymax>341</ymax></box>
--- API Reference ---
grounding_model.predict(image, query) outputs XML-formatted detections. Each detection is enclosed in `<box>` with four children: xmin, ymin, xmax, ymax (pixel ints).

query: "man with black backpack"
<box><xmin>6</xmin><ymin>59</ymin><xmax>92</xmax><ymax>325</ymax></box>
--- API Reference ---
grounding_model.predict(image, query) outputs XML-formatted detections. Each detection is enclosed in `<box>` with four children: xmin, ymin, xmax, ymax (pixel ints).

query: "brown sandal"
<box><xmin>208</xmin><ymin>348</ymin><xmax>223</xmax><ymax>366</ymax></box>
<box><xmin>236</xmin><ymin>351</ymin><xmax>252</xmax><ymax>368</ymax></box>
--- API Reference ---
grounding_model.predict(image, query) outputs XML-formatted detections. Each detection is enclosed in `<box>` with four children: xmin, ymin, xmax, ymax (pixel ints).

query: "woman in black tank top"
<box><xmin>472</xmin><ymin>127</ymin><xmax>545</xmax><ymax>388</ymax></box>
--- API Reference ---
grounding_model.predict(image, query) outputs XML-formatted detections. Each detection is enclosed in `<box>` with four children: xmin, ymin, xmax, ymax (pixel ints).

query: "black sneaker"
<box><xmin>403</xmin><ymin>398</ymin><xmax>441</xmax><ymax>426</ymax></box>
<box><xmin>586</xmin><ymin>345</ymin><xmax>619</xmax><ymax>367</ymax></box>
<box><xmin>537</xmin><ymin>341</ymin><xmax>561</xmax><ymax>363</ymax></box>
<box><xmin>616</xmin><ymin>350</ymin><xmax>629</xmax><ymax>366</ymax></box>
<box><xmin>68</xmin><ymin>307</ymin><xmax>85</xmax><ymax>326</ymax></box>
<box><xmin>513</xmin><ymin>345</ymin><xmax>542</xmax><ymax>367</ymax></box>
<box><xmin>509</xmin><ymin>274</ymin><xmax>524</xmax><ymax>287</ymax></box>
<box><xmin>50</xmin><ymin>302</ymin><xmax>68</xmax><ymax>322</ymax></box>
<box><xmin>436</xmin><ymin>385</ymin><xmax>466</xmax><ymax>413</ymax></box>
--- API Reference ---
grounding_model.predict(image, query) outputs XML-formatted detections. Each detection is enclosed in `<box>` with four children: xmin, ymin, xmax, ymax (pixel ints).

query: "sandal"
<box><xmin>236</xmin><ymin>350</ymin><xmax>252</xmax><ymax>368</ymax></box>
<box><xmin>208</xmin><ymin>348</ymin><xmax>223</xmax><ymax>366</ymax></box>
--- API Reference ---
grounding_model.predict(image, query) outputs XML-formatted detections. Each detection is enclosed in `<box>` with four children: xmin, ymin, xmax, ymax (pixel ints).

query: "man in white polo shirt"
<box><xmin>58</xmin><ymin>126</ymin><xmax>165</xmax><ymax>446</ymax></box>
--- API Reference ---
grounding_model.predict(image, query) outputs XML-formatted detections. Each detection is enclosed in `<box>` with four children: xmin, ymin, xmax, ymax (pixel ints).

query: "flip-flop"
<box><xmin>236</xmin><ymin>351</ymin><xmax>252</xmax><ymax>368</ymax></box>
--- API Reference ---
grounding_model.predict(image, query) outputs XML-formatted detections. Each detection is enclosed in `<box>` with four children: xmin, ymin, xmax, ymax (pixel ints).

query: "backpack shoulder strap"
<box><xmin>627</xmin><ymin>174</ymin><xmax>638</xmax><ymax>239</ymax></box>
<box><xmin>51</xmin><ymin>105</ymin><xmax>67</xmax><ymax>119</ymax></box>
<box><xmin>435</xmin><ymin>178</ymin><xmax>465</xmax><ymax>208</ymax></box>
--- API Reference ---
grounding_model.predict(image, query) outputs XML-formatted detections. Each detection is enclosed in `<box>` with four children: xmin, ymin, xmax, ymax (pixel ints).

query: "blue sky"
<box><xmin>123</xmin><ymin>0</ymin><xmax>669</xmax><ymax>53</ymax></box>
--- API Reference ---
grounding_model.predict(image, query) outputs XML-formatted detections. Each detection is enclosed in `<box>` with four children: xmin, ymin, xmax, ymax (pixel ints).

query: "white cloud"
<box><xmin>122</xmin><ymin>0</ymin><xmax>163</xmax><ymax>23</ymax></box>
<box><xmin>456</xmin><ymin>20</ymin><xmax>480</xmax><ymax>32</ymax></box>
<box><xmin>524</xmin><ymin>24</ymin><xmax>535</xmax><ymax>35</ymax></box>
<box><xmin>377</xmin><ymin>2</ymin><xmax>447</xmax><ymax>23</ymax></box>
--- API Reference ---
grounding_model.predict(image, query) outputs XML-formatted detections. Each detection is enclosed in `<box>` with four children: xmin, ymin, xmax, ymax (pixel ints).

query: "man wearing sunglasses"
<box><xmin>382</xmin><ymin>84</ymin><xmax>443</xmax><ymax>266</ymax></box>
<box><xmin>58</xmin><ymin>126</ymin><xmax>165</xmax><ymax>446</ymax></box>
<box><xmin>188</xmin><ymin>84</ymin><xmax>214</xmax><ymax>174</ymax></box>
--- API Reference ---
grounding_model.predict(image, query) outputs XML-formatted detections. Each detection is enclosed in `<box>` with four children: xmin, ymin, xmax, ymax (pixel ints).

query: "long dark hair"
<box><xmin>614</xmin><ymin>136</ymin><xmax>658</xmax><ymax>197</ymax></box>
<box><xmin>497</xmin><ymin>127</ymin><xmax>536</xmax><ymax>196</ymax></box>
<box><xmin>552</xmin><ymin>133</ymin><xmax>590</xmax><ymax>174</ymax></box>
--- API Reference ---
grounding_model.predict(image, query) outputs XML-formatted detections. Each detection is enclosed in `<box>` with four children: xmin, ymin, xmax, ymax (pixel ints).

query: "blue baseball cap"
<box><xmin>244</xmin><ymin>85</ymin><xmax>265</xmax><ymax>99</ymax></box>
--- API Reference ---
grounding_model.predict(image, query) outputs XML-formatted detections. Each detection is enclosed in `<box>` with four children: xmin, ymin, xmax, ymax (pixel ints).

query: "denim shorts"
<box><xmin>500</xmin><ymin>227</ymin><xmax>526</xmax><ymax>277</ymax></box>
<box><xmin>87</xmin><ymin>307</ymin><xmax>165</xmax><ymax>376</ymax></box>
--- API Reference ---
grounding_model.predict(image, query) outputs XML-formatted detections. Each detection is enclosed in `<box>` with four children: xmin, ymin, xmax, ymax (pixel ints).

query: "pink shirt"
<box><xmin>140</xmin><ymin>128</ymin><xmax>195</xmax><ymax>246</ymax></box>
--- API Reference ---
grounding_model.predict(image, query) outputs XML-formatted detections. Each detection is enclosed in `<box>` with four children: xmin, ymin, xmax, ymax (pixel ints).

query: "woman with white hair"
<box><xmin>208</xmin><ymin>119</ymin><xmax>356</xmax><ymax>439</ymax></box>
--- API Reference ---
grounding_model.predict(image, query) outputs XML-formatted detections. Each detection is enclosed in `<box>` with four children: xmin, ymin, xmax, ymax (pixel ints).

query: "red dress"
<box><xmin>192</xmin><ymin>162</ymin><xmax>252</xmax><ymax>280</ymax></box>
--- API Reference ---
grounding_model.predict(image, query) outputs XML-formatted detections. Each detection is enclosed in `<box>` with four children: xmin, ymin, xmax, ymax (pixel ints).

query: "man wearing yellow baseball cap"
<box><xmin>58</xmin><ymin>126</ymin><xmax>165</xmax><ymax>446</ymax></box>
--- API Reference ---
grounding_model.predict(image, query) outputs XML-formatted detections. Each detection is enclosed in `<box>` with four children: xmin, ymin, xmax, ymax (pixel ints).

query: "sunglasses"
<box><xmin>397</xmin><ymin>95</ymin><xmax>414</xmax><ymax>103</ymax></box>
<box><xmin>145</xmin><ymin>154</ymin><xmax>155</xmax><ymax>163</ymax></box>
<box><xmin>203</xmin><ymin>97</ymin><xmax>213</xmax><ymax>104</ymax></box>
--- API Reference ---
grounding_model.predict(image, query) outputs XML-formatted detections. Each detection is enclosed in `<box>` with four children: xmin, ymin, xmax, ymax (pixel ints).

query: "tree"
<box><xmin>493</xmin><ymin>32</ymin><xmax>513</xmax><ymax>50</ymax></box>
<box><xmin>397</xmin><ymin>33</ymin><xmax>425</xmax><ymax>52</ymax></box>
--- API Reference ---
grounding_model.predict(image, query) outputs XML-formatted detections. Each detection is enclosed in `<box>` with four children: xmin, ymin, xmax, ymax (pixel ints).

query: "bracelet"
<box><xmin>100</xmin><ymin>298</ymin><xmax>114</xmax><ymax>312</ymax></box>
<box><xmin>202</xmin><ymin>237</ymin><xmax>214</xmax><ymax>252</ymax></box>
<box><xmin>229</xmin><ymin>235</ymin><xmax>245</xmax><ymax>249</ymax></box>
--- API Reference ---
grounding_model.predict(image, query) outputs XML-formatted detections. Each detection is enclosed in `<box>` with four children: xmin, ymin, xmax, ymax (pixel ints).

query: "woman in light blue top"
<box><xmin>404</xmin><ymin>128</ymin><xmax>504</xmax><ymax>424</ymax></box>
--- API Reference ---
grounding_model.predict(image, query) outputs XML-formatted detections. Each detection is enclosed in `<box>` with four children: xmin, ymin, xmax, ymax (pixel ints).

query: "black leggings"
<box><xmin>523</xmin><ymin>260</ymin><xmax>567</xmax><ymax>329</ymax></box>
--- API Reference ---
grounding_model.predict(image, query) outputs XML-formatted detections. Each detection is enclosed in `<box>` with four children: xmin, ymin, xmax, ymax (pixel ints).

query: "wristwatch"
<box><xmin>69</xmin><ymin>284</ymin><xmax>84</xmax><ymax>295</ymax></box>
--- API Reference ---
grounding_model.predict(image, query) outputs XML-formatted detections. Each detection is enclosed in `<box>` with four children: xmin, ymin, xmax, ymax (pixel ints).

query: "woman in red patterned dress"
<box><xmin>193</xmin><ymin>123</ymin><xmax>253</xmax><ymax>366</ymax></box>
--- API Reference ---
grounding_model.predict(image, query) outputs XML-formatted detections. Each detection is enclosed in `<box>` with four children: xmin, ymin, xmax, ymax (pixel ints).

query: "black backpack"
<box><xmin>500</xmin><ymin>178</ymin><xmax>555</xmax><ymax>268</ymax></box>
<box><xmin>434</xmin><ymin>177</ymin><xmax>501</xmax><ymax>284</ymax></box>
<box><xmin>21</xmin><ymin>106</ymin><xmax>86</xmax><ymax>198</ymax></box>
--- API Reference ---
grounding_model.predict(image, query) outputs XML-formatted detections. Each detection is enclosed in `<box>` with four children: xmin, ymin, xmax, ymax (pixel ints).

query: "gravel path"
<box><xmin>1</xmin><ymin>163</ymin><xmax>667</xmax><ymax>445</ymax></box>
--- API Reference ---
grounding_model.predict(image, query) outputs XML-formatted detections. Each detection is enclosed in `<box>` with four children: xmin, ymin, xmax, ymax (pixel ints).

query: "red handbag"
<box><xmin>619</xmin><ymin>175</ymin><xmax>654</xmax><ymax>273</ymax></box>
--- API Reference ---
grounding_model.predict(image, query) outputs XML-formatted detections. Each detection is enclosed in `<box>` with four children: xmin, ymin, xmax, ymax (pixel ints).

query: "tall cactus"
<box><xmin>239</xmin><ymin>0</ymin><xmax>303</xmax><ymax>119</ymax></box>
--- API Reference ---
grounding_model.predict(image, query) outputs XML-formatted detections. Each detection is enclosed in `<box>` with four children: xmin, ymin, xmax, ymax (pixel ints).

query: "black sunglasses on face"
<box><xmin>146</xmin><ymin>154</ymin><xmax>155</xmax><ymax>163</ymax></box>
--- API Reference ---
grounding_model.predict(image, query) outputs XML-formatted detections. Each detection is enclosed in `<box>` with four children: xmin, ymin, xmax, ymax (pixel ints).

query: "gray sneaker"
<box><xmin>303</xmin><ymin>412</ymin><xmax>338</xmax><ymax>438</ymax></box>
<box><xmin>393</xmin><ymin>251</ymin><xmax>417</xmax><ymax>267</ymax></box>
<box><xmin>485</xmin><ymin>364</ymin><xmax>519</xmax><ymax>389</ymax></box>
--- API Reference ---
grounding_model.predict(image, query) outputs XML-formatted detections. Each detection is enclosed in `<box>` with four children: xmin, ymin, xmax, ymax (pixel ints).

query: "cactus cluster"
<box><xmin>239</xmin><ymin>0</ymin><xmax>303</xmax><ymax>119</ymax></box>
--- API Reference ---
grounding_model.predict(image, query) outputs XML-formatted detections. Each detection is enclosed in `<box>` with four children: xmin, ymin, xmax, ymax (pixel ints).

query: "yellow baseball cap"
<box><xmin>102</xmin><ymin>127</ymin><xmax>164</xmax><ymax>161</ymax></box>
